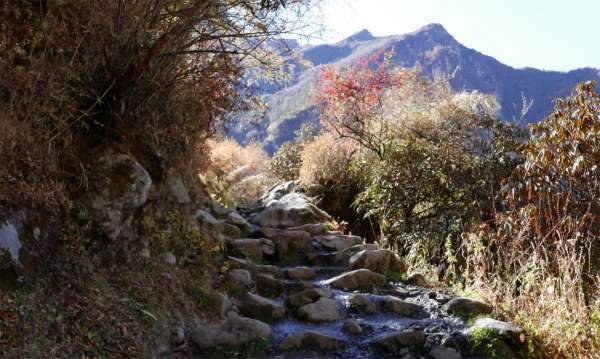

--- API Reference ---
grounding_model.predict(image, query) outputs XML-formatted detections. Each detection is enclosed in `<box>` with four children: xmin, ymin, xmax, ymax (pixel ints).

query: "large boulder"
<box><xmin>86</xmin><ymin>151</ymin><xmax>152</xmax><ymax>239</ymax></box>
<box><xmin>279</xmin><ymin>331</ymin><xmax>346</xmax><ymax>351</ymax></box>
<box><xmin>443</xmin><ymin>297</ymin><xmax>493</xmax><ymax>318</ymax></box>
<box><xmin>314</xmin><ymin>234</ymin><xmax>363</xmax><ymax>251</ymax></box>
<box><xmin>349</xmin><ymin>249</ymin><xmax>406</xmax><ymax>274</ymax></box>
<box><xmin>373</xmin><ymin>329</ymin><xmax>426</xmax><ymax>352</ymax></box>
<box><xmin>253</xmin><ymin>193</ymin><xmax>331</xmax><ymax>228</ymax></box>
<box><xmin>261</xmin><ymin>180</ymin><xmax>300</xmax><ymax>205</ymax></box>
<box><xmin>324</xmin><ymin>269</ymin><xmax>386</xmax><ymax>291</ymax></box>
<box><xmin>287</xmin><ymin>288</ymin><xmax>333</xmax><ymax>308</ymax></box>
<box><xmin>298</xmin><ymin>297</ymin><xmax>343</xmax><ymax>322</ymax></box>
<box><xmin>381</xmin><ymin>296</ymin><xmax>423</xmax><ymax>318</ymax></box>
<box><xmin>238</xmin><ymin>292</ymin><xmax>286</xmax><ymax>322</ymax></box>
<box><xmin>191</xmin><ymin>314</ymin><xmax>272</xmax><ymax>349</ymax></box>
<box><xmin>261</xmin><ymin>228</ymin><xmax>312</xmax><ymax>261</ymax></box>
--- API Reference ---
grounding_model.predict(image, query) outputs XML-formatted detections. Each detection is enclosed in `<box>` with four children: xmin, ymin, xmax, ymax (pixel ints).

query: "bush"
<box><xmin>268</xmin><ymin>123</ymin><xmax>319</xmax><ymax>181</ymax></box>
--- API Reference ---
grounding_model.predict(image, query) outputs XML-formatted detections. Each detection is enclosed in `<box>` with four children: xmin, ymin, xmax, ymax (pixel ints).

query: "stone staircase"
<box><xmin>190</xmin><ymin>182</ymin><xmax>526</xmax><ymax>359</ymax></box>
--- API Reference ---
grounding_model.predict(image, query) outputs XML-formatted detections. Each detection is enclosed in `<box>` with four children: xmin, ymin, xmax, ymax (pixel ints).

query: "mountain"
<box><xmin>230</xmin><ymin>24</ymin><xmax>600</xmax><ymax>153</ymax></box>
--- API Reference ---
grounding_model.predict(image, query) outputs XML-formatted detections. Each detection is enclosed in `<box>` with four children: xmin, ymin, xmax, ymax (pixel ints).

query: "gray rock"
<box><xmin>314</xmin><ymin>234</ymin><xmax>363</xmax><ymax>251</ymax></box>
<box><xmin>341</xmin><ymin>243</ymin><xmax>378</xmax><ymax>257</ymax></box>
<box><xmin>227</xmin><ymin>269</ymin><xmax>254</xmax><ymax>290</ymax></box>
<box><xmin>228</xmin><ymin>238</ymin><xmax>263</xmax><ymax>259</ymax></box>
<box><xmin>373</xmin><ymin>329</ymin><xmax>426</xmax><ymax>352</ymax></box>
<box><xmin>221</xmin><ymin>222</ymin><xmax>242</xmax><ymax>239</ymax></box>
<box><xmin>261</xmin><ymin>180</ymin><xmax>300</xmax><ymax>205</ymax></box>
<box><xmin>343</xmin><ymin>319</ymin><xmax>363</xmax><ymax>334</ymax></box>
<box><xmin>203</xmin><ymin>290</ymin><xmax>233</xmax><ymax>318</ymax></box>
<box><xmin>165</xmin><ymin>174</ymin><xmax>191</xmax><ymax>204</ymax></box>
<box><xmin>288</xmin><ymin>288</ymin><xmax>333</xmax><ymax>308</ymax></box>
<box><xmin>429</xmin><ymin>345</ymin><xmax>462</xmax><ymax>359</ymax></box>
<box><xmin>405</xmin><ymin>273</ymin><xmax>427</xmax><ymax>286</ymax></box>
<box><xmin>0</xmin><ymin>212</ymin><xmax>24</xmax><ymax>264</ymax></box>
<box><xmin>298</xmin><ymin>297</ymin><xmax>343</xmax><ymax>322</ymax></box>
<box><xmin>238</xmin><ymin>292</ymin><xmax>286</xmax><ymax>322</ymax></box>
<box><xmin>255</xmin><ymin>274</ymin><xmax>289</xmax><ymax>297</ymax></box>
<box><xmin>139</xmin><ymin>247</ymin><xmax>150</xmax><ymax>259</ymax></box>
<box><xmin>253</xmin><ymin>193</ymin><xmax>331</xmax><ymax>228</ymax></box>
<box><xmin>288</xmin><ymin>223</ymin><xmax>329</xmax><ymax>235</ymax></box>
<box><xmin>465</xmin><ymin>317</ymin><xmax>524</xmax><ymax>343</ymax></box>
<box><xmin>190</xmin><ymin>315</ymin><xmax>272</xmax><ymax>349</ymax></box>
<box><xmin>86</xmin><ymin>151</ymin><xmax>152</xmax><ymax>240</ymax></box>
<box><xmin>279</xmin><ymin>330</ymin><xmax>346</xmax><ymax>351</ymax></box>
<box><xmin>226</xmin><ymin>256</ymin><xmax>280</xmax><ymax>277</ymax></box>
<box><xmin>349</xmin><ymin>294</ymin><xmax>377</xmax><ymax>314</ymax></box>
<box><xmin>443</xmin><ymin>297</ymin><xmax>492</xmax><ymax>318</ymax></box>
<box><xmin>261</xmin><ymin>228</ymin><xmax>312</xmax><ymax>260</ymax></box>
<box><xmin>164</xmin><ymin>252</ymin><xmax>177</xmax><ymax>265</ymax></box>
<box><xmin>349</xmin><ymin>249</ymin><xmax>406</xmax><ymax>274</ymax></box>
<box><xmin>381</xmin><ymin>296</ymin><xmax>423</xmax><ymax>318</ymax></box>
<box><xmin>210</xmin><ymin>198</ymin><xmax>233</xmax><ymax>218</ymax></box>
<box><xmin>285</xmin><ymin>266</ymin><xmax>317</xmax><ymax>280</ymax></box>
<box><xmin>225</xmin><ymin>211</ymin><xmax>251</xmax><ymax>231</ymax></box>
<box><xmin>324</xmin><ymin>269</ymin><xmax>386</xmax><ymax>291</ymax></box>
<box><xmin>196</xmin><ymin>209</ymin><xmax>222</xmax><ymax>233</ymax></box>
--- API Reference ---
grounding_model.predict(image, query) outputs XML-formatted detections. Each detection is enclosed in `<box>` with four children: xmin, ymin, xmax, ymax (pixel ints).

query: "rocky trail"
<box><xmin>190</xmin><ymin>182</ymin><xmax>527</xmax><ymax>359</ymax></box>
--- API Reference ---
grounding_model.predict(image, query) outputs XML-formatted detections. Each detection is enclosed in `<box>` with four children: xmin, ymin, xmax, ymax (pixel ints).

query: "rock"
<box><xmin>221</xmin><ymin>222</ymin><xmax>242</xmax><ymax>238</ymax></box>
<box><xmin>381</xmin><ymin>296</ymin><xmax>423</xmax><ymax>318</ymax></box>
<box><xmin>164</xmin><ymin>252</ymin><xmax>177</xmax><ymax>265</ymax></box>
<box><xmin>226</xmin><ymin>257</ymin><xmax>280</xmax><ymax>277</ymax></box>
<box><xmin>255</xmin><ymin>274</ymin><xmax>287</xmax><ymax>297</ymax></box>
<box><xmin>443</xmin><ymin>297</ymin><xmax>492</xmax><ymax>318</ymax></box>
<box><xmin>343</xmin><ymin>319</ymin><xmax>363</xmax><ymax>334</ymax></box>
<box><xmin>196</xmin><ymin>209</ymin><xmax>222</xmax><ymax>233</ymax></box>
<box><xmin>298</xmin><ymin>297</ymin><xmax>343</xmax><ymax>322</ymax></box>
<box><xmin>202</xmin><ymin>290</ymin><xmax>233</xmax><ymax>318</ymax></box>
<box><xmin>342</xmin><ymin>243</ymin><xmax>378</xmax><ymax>257</ymax></box>
<box><xmin>165</xmin><ymin>174</ymin><xmax>191</xmax><ymax>204</ymax></box>
<box><xmin>210</xmin><ymin>198</ymin><xmax>233</xmax><ymax>218</ymax></box>
<box><xmin>465</xmin><ymin>318</ymin><xmax>524</xmax><ymax>343</ymax></box>
<box><xmin>86</xmin><ymin>151</ymin><xmax>152</xmax><ymax>240</ymax></box>
<box><xmin>324</xmin><ymin>269</ymin><xmax>386</xmax><ymax>291</ymax></box>
<box><xmin>373</xmin><ymin>329</ymin><xmax>426</xmax><ymax>352</ymax></box>
<box><xmin>285</xmin><ymin>266</ymin><xmax>317</xmax><ymax>280</ymax></box>
<box><xmin>279</xmin><ymin>330</ymin><xmax>346</xmax><ymax>351</ymax></box>
<box><xmin>261</xmin><ymin>180</ymin><xmax>300</xmax><ymax>205</ymax></box>
<box><xmin>225</xmin><ymin>211</ymin><xmax>252</xmax><ymax>231</ymax></box>
<box><xmin>139</xmin><ymin>247</ymin><xmax>150</xmax><ymax>259</ymax></box>
<box><xmin>349</xmin><ymin>249</ymin><xmax>406</xmax><ymax>274</ymax></box>
<box><xmin>190</xmin><ymin>315</ymin><xmax>272</xmax><ymax>349</ymax></box>
<box><xmin>0</xmin><ymin>212</ymin><xmax>25</xmax><ymax>264</ymax></box>
<box><xmin>349</xmin><ymin>294</ymin><xmax>377</xmax><ymax>314</ymax></box>
<box><xmin>228</xmin><ymin>238</ymin><xmax>263</xmax><ymax>260</ymax></box>
<box><xmin>227</xmin><ymin>269</ymin><xmax>254</xmax><ymax>291</ymax></box>
<box><xmin>314</xmin><ymin>234</ymin><xmax>363</xmax><ymax>251</ymax></box>
<box><xmin>287</xmin><ymin>288</ymin><xmax>333</xmax><ymax>308</ymax></box>
<box><xmin>288</xmin><ymin>223</ymin><xmax>329</xmax><ymax>235</ymax></box>
<box><xmin>238</xmin><ymin>292</ymin><xmax>286</xmax><ymax>322</ymax></box>
<box><xmin>261</xmin><ymin>228</ymin><xmax>312</xmax><ymax>261</ymax></box>
<box><xmin>253</xmin><ymin>193</ymin><xmax>331</xmax><ymax>228</ymax></box>
<box><xmin>429</xmin><ymin>345</ymin><xmax>462</xmax><ymax>359</ymax></box>
<box><xmin>405</xmin><ymin>273</ymin><xmax>427</xmax><ymax>286</ymax></box>
<box><xmin>306</xmin><ymin>251</ymin><xmax>346</xmax><ymax>267</ymax></box>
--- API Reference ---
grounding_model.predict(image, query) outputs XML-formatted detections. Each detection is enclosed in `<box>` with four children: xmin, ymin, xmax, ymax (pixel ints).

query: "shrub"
<box><xmin>268</xmin><ymin>123</ymin><xmax>320</xmax><ymax>181</ymax></box>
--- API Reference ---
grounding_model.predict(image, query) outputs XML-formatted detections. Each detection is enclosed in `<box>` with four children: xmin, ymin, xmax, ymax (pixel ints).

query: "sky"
<box><xmin>308</xmin><ymin>0</ymin><xmax>599</xmax><ymax>72</ymax></box>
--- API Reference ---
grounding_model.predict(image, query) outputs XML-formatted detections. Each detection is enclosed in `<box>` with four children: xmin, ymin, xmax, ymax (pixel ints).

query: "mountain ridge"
<box><xmin>231</xmin><ymin>24</ymin><xmax>600</xmax><ymax>153</ymax></box>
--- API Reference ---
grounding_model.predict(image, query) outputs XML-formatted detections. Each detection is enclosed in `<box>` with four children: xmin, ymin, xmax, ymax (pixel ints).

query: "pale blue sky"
<box><xmin>311</xmin><ymin>0</ymin><xmax>599</xmax><ymax>71</ymax></box>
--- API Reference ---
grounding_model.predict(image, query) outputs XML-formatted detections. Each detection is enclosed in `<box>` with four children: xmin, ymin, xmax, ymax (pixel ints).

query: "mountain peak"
<box><xmin>412</xmin><ymin>23</ymin><xmax>452</xmax><ymax>38</ymax></box>
<box><xmin>343</xmin><ymin>29</ymin><xmax>375</xmax><ymax>43</ymax></box>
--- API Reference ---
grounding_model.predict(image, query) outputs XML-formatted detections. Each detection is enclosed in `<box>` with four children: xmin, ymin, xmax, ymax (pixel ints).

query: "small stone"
<box><xmin>343</xmin><ymin>319</ymin><xmax>363</xmax><ymax>334</ymax></box>
<box><xmin>285</xmin><ymin>266</ymin><xmax>317</xmax><ymax>280</ymax></box>
<box><xmin>429</xmin><ymin>345</ymin><xmax>462</xmax><ymax>359</ymax></box>
<box><xmin>164</xmin><ymin>252</ymin><xmax>177</xmax><ymax>265</ymax></box>
<box><xmin>279</xmin><ymin>330</ymin><xmax>346</xmax><ymax>350</ymax></box>
<box><xmin>381</xmin><ymin>296</ymin><xmax>423</xmax><ymax>318</ymax></box>
<box><xmin>139</xmin><ymin>247</ymin><xmax>150</xmax><ymax>259</ymax></box>
<box><xmin>405</xmin><ymin>273</ymin><xmax>427</xmax><ymax>286</ymax></box>
<box><xmin>443</xmin><ymin>297</ymin><xmax>492</xmax><ymax>318</ymax></box>
<box><xmin>349</xmin><ymin>294</ymin><xmax>377</xmax><ymax>314</ymax></box>
<box><xmin>298</xmin><ymin>297</ymin><xmax>343</xmax><ymax>322</ymax></box>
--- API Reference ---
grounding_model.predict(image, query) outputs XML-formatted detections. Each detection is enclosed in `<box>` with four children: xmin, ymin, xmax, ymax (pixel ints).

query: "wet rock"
<box><xmin>227</xmin><ymin>269</ymin><xmax>254</xmax><ymax>291</ymax></box>
<box><xmin>86</xmin><ymin>151</ymin><xmax>152</xmax><ymax>240</ymax></box>
<box><xmin>190</xmin><ymin>314</ymin><xmax>272</xmax><ymax>349</ymax></box>
<box><xmin>279</xmin><ymin>330</ymin><xmax>346</xmax><ymax>351</ymax></box>
<box><xmin>349</xmin><ymin>294</ymin><xmax>377</xmax><ymax>314</ymax></box>
<box><xmin>253</xmin><ymin>193</ymin><xmax>331</xmax><ymax>228</ymax></box>
<box><xmin>238</xmin><ymin>292</ymin><xmax>286</xmax><ymax>322</ymax></box>
<box><xmin>165</xmin><ymin>174</ymin><xmax>191</xmax><ymax>204</ymax></box>
<box><xmin>429</xmin><ymin>345</ymin><xmax>462</xmax><ymax>359</ymax></box>
<box><xmin>285</xmin><ymin>266</ymin><xmax>317</xmax><ymax>280</ymax></box>
<box><xmin>443</xmin><ymin>297</ymin><xmax>492</xmax><ymax>318</ymax></box>
<box><xmin>373</xmin><ymin>329</ymin><xmax>426</xmax><ymax>352</ymax></box>
<box><xmin>343</xmin><ymin>319</ymin><xmax>363</xmax><ymax>334</ymax></box>
<box><xmin>324</xmin><ymin>269</ymin><xmax>386</xmax><ymax>291</ymax></box>
<box><xmin>349</xmin><ymin>249</ymin><xmax>406</xmax><ymax>274</ymax></box>
<box><xmin>228</xmin><ymin>238</ymin><xmax>263</xmax><ymax>259</ymax></box>
<box><xmin>261</xmin><ymin>180</ymin><xmax>300</xmax><ymax>205</ymax></box>
<box><xmin>381</xmin><ymin>296</ymin><xmax>423</xmax><ymax>318</ymax></box>
<box><xmin>314</xmin><ymin>234</ymin><xmax>363</xmax><ymax>251</ymax></box>
<box><xmin>298</xmin><ymin>297</ymin><xmax>343</xmax><ymax>322</ymax></box>
<box><xmin>287</xmin><ymin>288</ymin><xmax>333</xmax><ymax>308</ymax></box>
<box><xmin>288</xmin><ymin>223</ymin><xmax>329</xmax><ymax>235</ymax></box>
<box><xmin>465</xmin><ymin>318</ymin><xmax>524</xmax><ymax>343</ymax></box>
<box><xmin>405</xmin><ymin>273</ymin><xmax>427</xmax><ymax>286</ymax></box>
